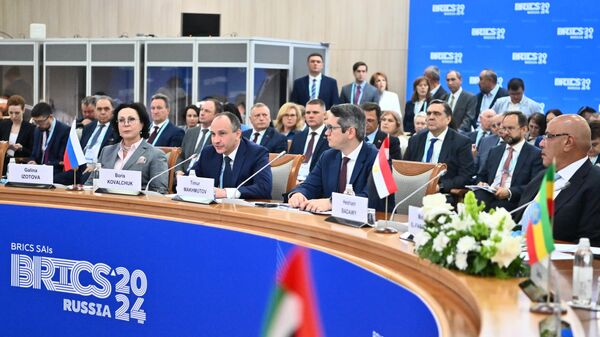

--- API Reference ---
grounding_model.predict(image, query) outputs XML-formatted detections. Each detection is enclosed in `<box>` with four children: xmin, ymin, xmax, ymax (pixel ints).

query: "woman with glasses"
<box><xmin>274</xmin><ymin>102</ymin><xmax>305</xmax><ymax>140</ymax></box>
<box><xmin>0</xmin><ymin>95</ymin><xmax>34</xmax><ymax>173</ymax></box>
<box><xmin>92</xmin><ymin>103</ymin><xmax>168</xmax><ymax>193</ymax></box>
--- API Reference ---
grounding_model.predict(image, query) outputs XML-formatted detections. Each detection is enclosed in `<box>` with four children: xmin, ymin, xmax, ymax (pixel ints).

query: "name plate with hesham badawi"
<box><xmin>97</xmin><ymin>168</ymin><xmax>141</xmax><ymax>193</ymax></box>
<box><xmin>176</xmin><ymin>176</ymin><xmax>215</xmax><ymax>201</ymax></box>
<box><xmin>331</xmin><ymin>192</ymin><xmax>368</xmax><ymax>223</ymax></box>
<box><xmin>7</xmin><ymin>163</ymin><xmax>53</xmax><ymax>185</ymax></box>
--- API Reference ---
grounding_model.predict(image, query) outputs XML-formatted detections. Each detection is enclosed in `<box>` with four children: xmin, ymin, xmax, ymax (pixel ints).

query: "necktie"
<box><xmin>147</xmin><ymin>126</ymin><xmax>160</xmax><ymax>144</ymax></box>
<box><xmin>311</xmin><ymin>79</ymin><xmax>317</xmax><ymax>99</ymax></box>
<box><xmin>219</xmin><ymin>156</ymin><xmax>233</xmax><ymax>189</ymax></box>
<box><xmin>354</xmin><ymin>84</ymin><xmax>362</xmax><ymax>105</ymax></box>
<box><xmin>499</xmin><ymin>147</ymin><xmax>514</xmax><ymax>187</ymax></box>
<box><xmin>41</xmin><ymin>130</ymin><xmax>48</xmax><ymax>164</ymax></box>
<box><xmin>425</xmin><ymin>138</ymin><xmax>438</xmax><ymax>163</ymax></box>
<box><xmin>338</xmin><ymin>157</ymin><xmax>351</xmax><ymax>193</ymax></box>
<box><xmin>303</xmin><ymin>132</ymin><xmax>317</xmax><ymax>163</ymax></box>
<box><xmin>449</xmin><ymin>94</ymin><xmax>456</xmax><ymax>110</ymax></box>
<box><xmin>253</xmin><ymin>132</ymin><xmax>260</xmax><ymax>143</ymax></box>
<box><xmin>195</xmin><ymin>129</ymin><xmax>210</xmax><ymax>152</ymax></box>
<box><xmin>86</xmin><ymin>124</ymin><xmax>105</xmax><ymax>150</ymax></box>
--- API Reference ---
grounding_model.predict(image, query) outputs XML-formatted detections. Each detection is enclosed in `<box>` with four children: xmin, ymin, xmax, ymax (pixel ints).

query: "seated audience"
<box><xmin>467</xmin><ymin>109</ymin><xmax>496</xmax><ymax>149</ymax></box>
<box><xmin>413</xmin><ymin>112</ymin><xmax>427</xmax><ymax>134</ymax></box>
<box><xmin>242</xmin><ymin>103</ymin><xmax>287</xmax><ymax>153</ymax></box>
<box><xmin>379</xmin><ymin>110</ymin><xmax>409</xmax><ymax>156</ymax></box>
<box><xmin>545</xmin><ymin>109</ymin><xmax>562</xmax><ymax>124</ymax></box>
<box><xmin>588</xmin><ymin>121</ymin><xmax>600</xmax><ymax>166</ymax></box>
<box><xmin>274</xmin><ymin>102</ymin><xmax>304</xmax><ymax>140</ymax></box>
<box><xmin>361</xmin><ymin>102</ymin><xmax>401</xmax><ymax>159</ymax></box>
<box><xmin>183</xmin><ymin>104</ymin><xmax>199</xmax><ymax>130</ymax></box>
<box><xmin>577</xmin><ymin>106</ymin><xmax>597</xmax><ymax>122</ymax></box>
<box><xmin>191</xmin><ymin>112</ymin><xmax>272</xmax><ymax>199</ymax></box>
<box><xmin>476</xmin><ymin>113</ymin><xmax>506</xmax><ymax>173</ymax></box>
<box><xmin>526</xmin><ymin>112</ymin><xmax>545</xmax><ymax>147</ymax></box>
<box><xmin>0</xmin><ymin>95</ymin><xmax>34</xmax><ymax>172</ymax></box>
<box><xmin>147</xmin><ymin>93</ymin><xmax>184</xmax><ymax>147</ymax></box>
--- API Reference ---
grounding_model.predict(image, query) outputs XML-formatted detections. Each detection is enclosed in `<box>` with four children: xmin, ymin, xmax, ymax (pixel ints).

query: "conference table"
<box><xmin>0</xmin><ymin>185</ymin><xmax>598</xmax><ymax>337</ymax></box>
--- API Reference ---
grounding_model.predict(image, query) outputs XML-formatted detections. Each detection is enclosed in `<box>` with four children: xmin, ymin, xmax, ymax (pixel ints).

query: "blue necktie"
<box><xmin>219</xmin><ymin>156</ymin><xmax>232</xmax><ymax>188</ymax></box>
<box><xmin>86</xmin><ymin>124</ymin><xmax>105</xmax><ymax>150</ymax></box>
<box><xmin>425</xmin><ymin>138</ymin><xmax>438</xmax><ymax>163</ymax></box>
<box><xmin>310</xmin><ymin>79</ymin><xmax>317</xmax><ymax>99</ymax></box>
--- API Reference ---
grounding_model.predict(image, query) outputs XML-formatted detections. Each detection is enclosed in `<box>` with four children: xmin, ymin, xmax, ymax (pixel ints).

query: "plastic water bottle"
<box><xmin>189</xmin><ymin>169</ymin><xmax>197</xmax><ymax>177</ymax></box>
<box><xmin>343</xmin><ymin>184</ymin><xmax>355</xmax><ymax>196</ymax></box>
<box><xmin>573</xmin><ymin>237</ymin><xmax>594</xmax><ymax>306</ymax></box>
<box><xmin>92</xmin><ymin>163</ymin><xmax>102</xmax><ymax>190</ymax></box>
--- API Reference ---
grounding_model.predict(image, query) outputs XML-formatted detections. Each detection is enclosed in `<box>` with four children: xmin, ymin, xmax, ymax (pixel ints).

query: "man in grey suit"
<box><xmin>175</xmin><ymin>98</ymin><xmax>222</xmax><ymax>176</ymax></box>
<box><xmin>445</xmin><ymin>70</ymin><xmax>477</xmax><ymax>132</ymax></box>
<box><xmin>339</xmin><ymin>61</ymin><xmax>379</xmax><ymax>105</ymax></box>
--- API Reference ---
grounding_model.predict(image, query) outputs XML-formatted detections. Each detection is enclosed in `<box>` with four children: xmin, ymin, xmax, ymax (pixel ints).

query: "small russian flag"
<box><xmin>63</xmin><ymin>121</ymin><xmax>86</xmax><ymax>171</ymax></box>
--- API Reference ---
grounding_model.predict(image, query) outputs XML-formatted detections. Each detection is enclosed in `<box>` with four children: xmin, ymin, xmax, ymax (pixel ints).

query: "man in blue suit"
<box><xmin>80</xmin><ymin>96</ymin><xmax>118</xmax><ymax>165</ymax></box>
<box><xmin>27</xmin><ymin>102</ymin><xmax>72</xmax><ymax>184</ymax></box>
<box><xmin>339</xmin><ymin>62</ymin><xmax>379</xmax><ymax>105</ymax></box>
<box><xmin>290</xmin><ymin>53</ymin><xmax>340</xmax><ymax>110</ymax></box>
<box><xmin>242</xmin><ymin>103</ymin><xmax>287</xmax><ymax>153</ymax></box>
<box><xmin>191</xmin><ymin>112</ymin><xmax>272</xmax><ymax>199</ymax></box>
<box><xmin>288</xmin><ymin>104</ymin><xmax>380</xmax><ymax>212</ymax></box>
<box><xmin>289</xmin><ymin>99</ymin><xmax>330</xmax><ymax>180</ymax></box>
<box><xmin>147</xmin><ymin>93</ymin><xmax>184</xmax><ymax>147</ymax></box>
<box><xmin>475</xmin><ymin>111</ymin><xmax>544</xmax><ymax>211</ymax></box>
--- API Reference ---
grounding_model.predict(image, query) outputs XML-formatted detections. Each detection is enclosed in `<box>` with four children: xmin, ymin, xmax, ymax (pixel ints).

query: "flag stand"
<box><xmin>529</xmin><ymin>258</ymin><xmax>565</xmax><ymax>314</ymax></box>
<box><xmin>67</xmin><ymin>167</ymin><xmax>83</xmax><ymax>191</ymax></box>
<box><xmin>374</xmin><ymin>195</ymin><xmax>397</xmax><ymax>234</ymax></box>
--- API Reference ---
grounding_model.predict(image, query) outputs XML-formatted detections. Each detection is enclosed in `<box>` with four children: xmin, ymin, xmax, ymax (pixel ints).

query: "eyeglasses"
<box><xmin>283</xmin><ymin>114</ymin><xmax>296</xmax><ymax>118</ymax></box>
<box><xmin>118</xmin><ymin>117</ymin><xmax>139</xmax><ymax>125</ymax></box>
<box><xmin>32</xmin><ymin>115</ymin><xmax>50</xmax><ymax>126</ymax></box>
<box><xmin>543</xmin><ymin>132</ymin><xmax>569</xmax><ymax>140</ymax></box>
<box><xmin>324</xmin><ymin>124</ymin><xmax>343</xmax><ymax>132</ymax></box>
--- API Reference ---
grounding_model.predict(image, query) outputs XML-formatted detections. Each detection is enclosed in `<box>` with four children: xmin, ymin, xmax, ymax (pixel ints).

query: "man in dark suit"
<box><xmin>339</xmin><ymin>62</ymin><xmax>379</xmax><ymax>105</ymax></box>
<box><xmin>242</xmin><ymin>103</ymin><xmax>287</xmax><ymax>153</ymax></box>
<box><xmin>467</xmin><ymin>109</ymin><xmax>496</xmax><ymax>148</ymax></box>
<box><xmin>175</xmin><ymin>98</ymin><xmax>222</xmax><ymax>176</ymax></box>
<box><xmin>80</xmin><ymin>96</ymin><xmax>117</xmax><ymax>165</ymax></box>
<box><xmin>474</xmin><ymin>69</ymin><xmax>508</xmax><ymax>128</ymax></box>
<box><xmin>475</xmin><ymin>111</ymin><xmax>543</xmax><ymax>211</ymax></box>
<box><xmin>77</xmin><ymin>96</ymin><xmax>96</xmax><ymax>130</ymax></box>
<box><xmin>191</xmin><ymin>112</ymin><xmax>272</xmax><ymax>199</ymax></box>
<box><xmin>290</xmin><ymin>53</ymin><xmax>340</xmax><ymax>110</ymax></box>
<box><xmin>403</xmin><ymin>99</ymin><xmax>474</xmax><ymax>193</ymax></box>
<box><xmin>289</xmin><ymin>99</ymin><xmax>330</xmax><ymax>180</ymax></box>
<box><xmin>27</xmin><ymin>102</ymin><xmax>71</xmax><ymax>184</ymax></box>
<box><xmin>424</xmin><ymin>65</ymin><xmax>449</xmax><ymax>101</ymax></box>
<box><xmin>515</xmin><ymin>115</ymin><xmax>600</xmax><ymax>246</ymax></box>
<box><xmin>588</xmin><ymin>120</ymin><xmax>600</xmax><ymax>166</ymax></box>
<box><xmin>361</xmin><ymin>102</ymin><xmax>401</xmax><ymax>159</ymax></box>
<box><xmin>288</xmin><ymin>104</ymin><xmax>381</xmax><ymax>212</ymax></box>
<box><xmin>445</xmin><ymin>70</ymin><xmax>477</xmax><ymax>132</ymax></box>
<box><xmin>147</xmin><ymin>93</ymin><xmax>184</xmax><ymax>147</ymax></box>
<box><xmin>475</xmin><ymin>113</ymin><xmax>506</xmax><ymax>174</ymax></box>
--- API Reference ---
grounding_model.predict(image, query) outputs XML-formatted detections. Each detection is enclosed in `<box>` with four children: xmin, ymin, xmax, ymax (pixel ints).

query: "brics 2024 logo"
<box><xmin>430</xmin><ymin>52</ymin><xmax>463</xmax><ymax>64</ymax></box>
<box><xmin>557</xmin><ymin>27</ymin><xmax>594</xmax><ymax>40</ymax></box>
<box><xmin>554</xmin><ymin>78</ymin><xmax>592</xmax><ymax>91</ymax></box>
<box><xmin>471</xmin><ymin>28</ymin><xmax>505</xmax><ymax>40</ymax></box>
<box><xmin>514</xmin><ymin>2</ymin><xmax>550</xmax><ymax>14</ymax></box>
<box><xmin>512</xmin><ymin>52</ymin><xmax>547</xmax><ymax>65</ymax></box>
<box><xmin>431</xmin><ymin>4</ymin><xmax>465</xmax><ymax>16</ymax></box>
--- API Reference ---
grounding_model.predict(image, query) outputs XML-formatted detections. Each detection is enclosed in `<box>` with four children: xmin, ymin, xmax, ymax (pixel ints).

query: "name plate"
<box><xmin>7</xmin><ymin>163</ymin><xmax>53</xmax><ymax>185</ymax></box>
<box><xmin>331</xmin><ymin>192</ymin><xmax>368</xmax><ymax>223</ymax></box>
<box><xmin>408</xmin><ymin>206</ymin><xmax>425</xmax><ymax>236</ymax></box>
<box><xmin>176</xmin><ymin>176</ymin><xmax>215</xmax><ymax>200</ymax></box>
<box><xmin>97</xmin><ymin>168</ymin><xmax>141</xmax><ymax>192</ymax></box>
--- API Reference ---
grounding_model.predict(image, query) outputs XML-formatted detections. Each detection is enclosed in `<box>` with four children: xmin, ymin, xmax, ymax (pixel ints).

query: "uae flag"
<box><xmin>261</xmin><ymin>247</ymin><xmax>323</xmax><ymax>337</ymax></box>
<box><xmin>371</xmin><ymin>136</ymin><xmax>397</xmax><ymax>198</ymax></box>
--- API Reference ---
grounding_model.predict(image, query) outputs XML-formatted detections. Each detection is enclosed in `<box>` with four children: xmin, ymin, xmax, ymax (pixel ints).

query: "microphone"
<box><xmin>375</xmin><ymin>169</ymin><xmax>447</xmax><ymax>232</ymax></box>
<box><xmin>144</xmin><ymin>153</ymin><xmax>199</xmax><ymax>194</ymax></box>
<box><xmin>509</xmin><ymin>181</ymin><xmax>571</xmax><ymax>215</ymax></box>
<box><xmin>234</xmin><ymin>150</ymin><xmax>286</xmax><ymax>192</ymax></box>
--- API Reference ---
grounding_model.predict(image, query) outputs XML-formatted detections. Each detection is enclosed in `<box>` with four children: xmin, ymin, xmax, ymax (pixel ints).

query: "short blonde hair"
<box><xmin>381</xmin><ymin>110</ymin><xmax>404</xmax><ymax>137</ymax></box>
<box><xmin>274</xmin><ymin>102</ymin><xmax>304</xmax><ymax>132</ymax></box>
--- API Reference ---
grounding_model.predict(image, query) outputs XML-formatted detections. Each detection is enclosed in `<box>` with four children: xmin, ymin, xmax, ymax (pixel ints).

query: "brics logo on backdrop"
<box><xmin>431</xmin><ymin>4</ymin><xmax>465</xmax><ymax>16</ymax></box>
<box><xmin>514</xmin><ymin>2</ymin><xmax>550</xmax><ymax>15</ymax></box>
<box><xmin>471</xmin><ymin>28</ymin><xmax>506</xmax><ymax>40</ymax></box>
<box><xmin>430</xmin><ymin>52</ymin><xmax>463</xmax><ymax>64</ymax></box>
<box><xmin>512</xmin><ymin>52</ymin><xmax>547</xmax><ymax>65</ymax></box>
<box><xmin>554</xmin><ymin>78</ymin><xmax>592</xmax><ymax>91</ymax></box>
<box><xmin>557</xmin><ymin>27</ymin><xmax>594</xmax><ymax>40</ymax></box>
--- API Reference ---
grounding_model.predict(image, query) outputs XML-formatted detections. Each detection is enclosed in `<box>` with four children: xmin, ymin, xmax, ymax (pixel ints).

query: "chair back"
<box><xmin>391</xmin><ymin>160</ymin><xmax>447</xmax><ymax>215</ymax></box>
<box><xmin>0</xmin><ymin>141</ymin><xmax>8</xmax><ymax>177</ymax></box>
<box><xmin>157</xmin><ymin>146</ymin><xmax>182</xmax><ymax>194</ymax></box>
<box><xmin>269</xmin><ymin>153</ymin><xmax>303</xmax><ymax>201</ymax></box>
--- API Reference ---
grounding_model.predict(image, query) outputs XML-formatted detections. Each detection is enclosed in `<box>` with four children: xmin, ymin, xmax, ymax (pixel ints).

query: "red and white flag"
<box><xmin>371</xmin><ymin>136</ymin><xmax>397</xmax><ymax>198</ymax></box>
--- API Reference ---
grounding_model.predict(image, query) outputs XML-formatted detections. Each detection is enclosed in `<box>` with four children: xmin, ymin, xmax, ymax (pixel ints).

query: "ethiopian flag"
<box><xmin>261</xmin><ymin>247</ymin><xmax>323</xmax><ymax>337</ymax></box>
<box><xmin>525</xmin><ymin>164</ymin><xmax>556</xmax><ymax>265</ymax></box>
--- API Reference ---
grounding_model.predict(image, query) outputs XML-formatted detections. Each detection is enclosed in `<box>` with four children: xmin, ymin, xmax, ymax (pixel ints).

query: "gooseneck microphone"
<box><xmin>509</xmin><ymin>181</ymin><xmax>571</xmax><ymax>215</ymax></box>
<box><xmin>234</xmin><ymin>150</ymin><xmax>287</xmax><ymax>192</ymax></box>
<box><xmin>144</xmin><ymin>153</ymin><xmax>198</xmax><ymax>194</ymax></box>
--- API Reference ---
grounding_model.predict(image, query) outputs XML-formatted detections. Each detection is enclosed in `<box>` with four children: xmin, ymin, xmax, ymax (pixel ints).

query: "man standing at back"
<box><xmin>176</xmin><ymin>98</ymin><xmax>222</xmax><ymax>176</ymax></box>
<box><xmin>339</xmin><ymin>61</ymin><xmax>379</xmax><ymax>105</ymax></box>
<box><xmin>147</xmin><ymin>93</ymin><xmax>184</xmax><ymax>147</ymax></box>
<box><xmin>476</xmin><ymin>69</ymin><xmax>508</xmax><ymax>121</ymax></box>
<box><xmin>290</xmin><ymin>53</ymin><xmax>340</xmax><ymax>110</ymax></box>
<box><xmin>492</xmin><ymin>78</ymin><xmax>543</xmax><ymax>116</ymax></box>
<box><xmin>242</xmin><ymin>103</ymin><xmax>287</xmax><ymax>153</ymax></box>
<box><xmin>424</xmin><ymin>65</ymin><xmax>448</xmax><ymax>101</ymax></box>
<box><xmin>445</xmin><ymin>70</ymin><xmax>477</xmax><ymax>132</ymax></box>
<box><xmin>289</xmin><ymin>99</ymin><xmax>330</xmax><ymax>180</ymax></box>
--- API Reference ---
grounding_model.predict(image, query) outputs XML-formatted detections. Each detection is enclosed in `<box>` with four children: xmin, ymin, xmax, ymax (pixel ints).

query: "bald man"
<box><xmin>468</xmin><ymin>109</ymin><xmax>497</xmax><ymax>148</ymax></box>
<box><xmin>475</xmin><ymin>112</ymin><xmax>505</xmax><ymax>173</ymax></box>
<box><xmin>515</xmin><ymin>115</ymin><xmax>600</xmax><ymax>246</ymax></box>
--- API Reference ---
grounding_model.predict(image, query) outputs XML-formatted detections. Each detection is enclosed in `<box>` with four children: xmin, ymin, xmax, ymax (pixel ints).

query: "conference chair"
<box><xmin>0</xmin><ymin>141</ymin><xmax>8</xmax><ymax>177</ymax></box>
<box><xmin>287</xmin><ymin>139</ymin><xmax>292</xmax><ymax>152</ymax></box>
<box><xmin>269</xmin><ymin>153</ymin><xmax>303</xmax><ymax>201</ymax></box>
<box><xmin>158</xmin><ymin>146</ymin><xmax>182</xmax><ymax>194</ymax></box>
<box><xmin>391</xmin><ymin>160</ymin><xmax>447</xmax><ymax>215</ymax></box>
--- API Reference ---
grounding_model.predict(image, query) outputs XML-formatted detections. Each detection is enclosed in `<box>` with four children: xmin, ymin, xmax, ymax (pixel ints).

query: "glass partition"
<box><xmin>91</xmin><ymin>66</ymin><xmax>135</xmax><ymax>105</ymax></box>
<box><xmin>253</xmin><ymin>68</ymin><xmax>288</xmax><ymax>118</ymax></box>
<box><xmin>146</xmin><ymin>67</ymin><xmax>193</xmax><ymax>126</ymax></box>
<box><xmin>45</xmin><ymin>66</ymin><xmax>86</xmax><ymax>125</ymax></box>
<box><xmin>0</xmin><ymin>65</ymin><xmax>34</xmax><ymax>105</ymax></box>
<box><xmin>198</xmin><ymin>67</ymin><xmax>247</xmax><ymax>105</ymax></box>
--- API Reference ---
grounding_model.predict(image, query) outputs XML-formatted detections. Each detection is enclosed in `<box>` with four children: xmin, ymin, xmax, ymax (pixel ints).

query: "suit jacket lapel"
<box><xmin>261</xmin><ymin>128</ymin><xmax>272</xmax><ymax>147</ymax></box>
<box><xmin>328</xmin><ymin>151</ymin><xmax>342</xmax><ymax>193</ymax></box>
<box><xmin>487</xmin><ymin>146</ymin><xmax>504</xmax><ymax>182</ymax></box>
<box><xmin>438</xmin><ymin>129</ymin><xmax>453</xmax><ymax>163</ymax></box>
<box><xmin>512</xmin><ymin>143</ymin><xmax>530</xmax><ymax>178</ymax></box>
<box><xmin>231</xmin><ymin>140</ymin><xmax>247</xmax><ymax>185</ymax></box>
<box><xmin>123</xmin><ymin>142</ymin><xmax>148</xmax><ymax>170</ymax></box>
<box><xmin>349</xmin><ymin>143</ymin><xmax>367</xmax><ymax>184</ymax></box>
<box><xmin>555</xmin><ymin>161</ymin><xmax>591</xmax><ymax>214</ymax></box>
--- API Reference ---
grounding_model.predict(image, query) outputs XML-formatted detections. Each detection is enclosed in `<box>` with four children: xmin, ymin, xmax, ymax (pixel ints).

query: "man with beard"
<box><xmin>475</xmin><ymin>111</ymin><xmax>543</xmax><ymax>211</ymax></box>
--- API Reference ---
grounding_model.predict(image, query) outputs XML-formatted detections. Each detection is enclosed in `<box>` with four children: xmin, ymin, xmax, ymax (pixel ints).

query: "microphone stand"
<box><xmin>144</xmin><ymin>153</ymin><xmax>198</xmax><ymax>194</ymax></box>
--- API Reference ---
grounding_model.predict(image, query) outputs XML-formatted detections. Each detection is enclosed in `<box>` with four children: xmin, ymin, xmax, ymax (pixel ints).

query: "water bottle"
<box><xmin>573</xmin><ymin>237</ymin><xmax>594</xmax><ymax>306</ymax></box>
<box><xmin>189</xmin><ymin>169</ymin><xmax>197</xmax><ymax>177</ymax></box>
<box><xmin>343</xmin><ymin>184</ymin><xmax>355</xmax><ymax>196</ymax></box>
<box><xmin>92</xmin><ymin>163</ymin><xmax>102</xmax><ymax>190</ymax></box>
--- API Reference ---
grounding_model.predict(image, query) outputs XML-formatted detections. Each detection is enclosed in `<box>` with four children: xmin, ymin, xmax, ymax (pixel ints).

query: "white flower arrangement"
<box><xmin>414</xmin><ymin>192</ymin><xmax>527</xmax><ymax>277</ymax></box>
